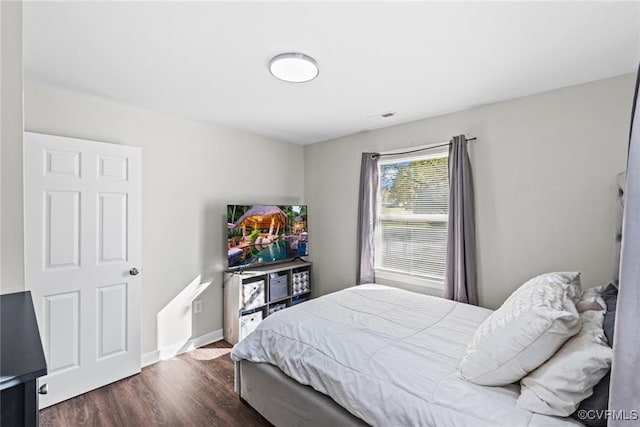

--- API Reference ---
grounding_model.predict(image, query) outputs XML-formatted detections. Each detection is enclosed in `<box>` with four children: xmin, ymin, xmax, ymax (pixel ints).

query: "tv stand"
<box><xmin>223</xmin><ymin>260</ymin><xmax>312</xmax><ymax>345</ymax></box>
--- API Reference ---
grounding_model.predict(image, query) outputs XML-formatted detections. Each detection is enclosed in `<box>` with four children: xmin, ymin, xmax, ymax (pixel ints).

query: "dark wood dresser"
<box><xmin>1</xmin><ymin>291</ymin><xmax>47</xmax><ymax>426</ymax></box>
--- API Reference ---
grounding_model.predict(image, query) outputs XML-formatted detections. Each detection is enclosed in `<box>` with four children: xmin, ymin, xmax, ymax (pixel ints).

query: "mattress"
<box><xmin>231</xmin><ymin>284</ymin><xmax>580</xmax><ymax>427</ymax></box>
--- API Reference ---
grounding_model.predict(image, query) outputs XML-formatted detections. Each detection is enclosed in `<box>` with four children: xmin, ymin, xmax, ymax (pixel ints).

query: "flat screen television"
<box><xmin>227</xmin><ymin>204</ymin><xmax>308</xmax><ymax>269</ymax></box>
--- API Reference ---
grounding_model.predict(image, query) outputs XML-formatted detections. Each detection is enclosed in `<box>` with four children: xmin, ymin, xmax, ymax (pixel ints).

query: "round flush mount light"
<box><xmin>269</xmin><ymin>53</ymin><xmax>319</xmax><ymax>83</ymax></box>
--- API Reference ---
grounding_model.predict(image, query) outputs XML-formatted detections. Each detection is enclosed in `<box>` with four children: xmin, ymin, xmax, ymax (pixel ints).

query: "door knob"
<box><xmin>129</xmin><ymin>267</ymin><xmax>141</xmax><ymax>276</ymax></box>
<box><xmin>39</xmin><ymin>384</ymin><xmax>48</xmax><ymax>395</ymax></box>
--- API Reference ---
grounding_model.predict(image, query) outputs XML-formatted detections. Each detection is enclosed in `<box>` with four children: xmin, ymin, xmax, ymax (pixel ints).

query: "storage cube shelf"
<box><xmin>223</xmin><ymin>260</ymin><xmax>312</xmax><ymax>345</ymax></box>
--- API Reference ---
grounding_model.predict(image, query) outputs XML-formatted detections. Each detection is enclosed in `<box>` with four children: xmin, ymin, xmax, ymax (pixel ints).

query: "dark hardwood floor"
<box><xmin>39</xmin><ymin>341</ymin><xmax>271</xmax><ymax>427</ymax></box>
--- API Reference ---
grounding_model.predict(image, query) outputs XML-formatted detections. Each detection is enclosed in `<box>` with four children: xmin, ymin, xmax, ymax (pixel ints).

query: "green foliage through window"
<box><xmin>380</xmin><ymin>156</ymin><xmax>449</xmax><ymax>215</ymax></box>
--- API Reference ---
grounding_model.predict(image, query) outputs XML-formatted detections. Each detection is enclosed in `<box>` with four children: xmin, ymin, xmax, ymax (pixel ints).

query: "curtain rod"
<box><xmin>373</xmin><ymin>137</ymin><xmax>477</xmax><ymax>159</ymax></box>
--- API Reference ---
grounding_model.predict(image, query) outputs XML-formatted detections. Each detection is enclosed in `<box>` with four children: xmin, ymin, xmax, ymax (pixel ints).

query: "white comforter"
<box><xmin>231</xmin><ymin>284</ymin><xmax>580</xmax><ymax>427</ymax></box>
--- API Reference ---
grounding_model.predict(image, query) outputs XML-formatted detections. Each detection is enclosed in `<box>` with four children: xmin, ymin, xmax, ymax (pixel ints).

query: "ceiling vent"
<box><xmin>367</xmin><ymin>111</ymin><xmax>398</xmax><ymax>120</ymax></box>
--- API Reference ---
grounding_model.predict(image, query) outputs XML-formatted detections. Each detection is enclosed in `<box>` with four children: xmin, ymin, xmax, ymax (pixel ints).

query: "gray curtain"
<box><xmin>356</xmin><ymin>153</ymin><xmax>379</xmax><ymax>285</ymax></box>
<box><xmin>609</xmin><ymin>69</ymin><xmax>640</xmax><ymax>426</ymax></box>
<box><xmin>444</xmin><ymin>135</ymin><xmax>478</xmax><ymax>305</ymax></box>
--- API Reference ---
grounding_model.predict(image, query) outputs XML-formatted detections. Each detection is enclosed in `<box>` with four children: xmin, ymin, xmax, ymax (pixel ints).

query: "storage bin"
<box><xmin>291</xmin><ymin>295</ymin><xmax>309</xmax><ymax>305</ymax></box>
<box><xmin>269</xmin><ymin>273</ymin><xmax>289</xmax><ymax>301</ymax></box>
<box><xmin>292</xmin><ymin>270</ymin><xmax>310</xmax><ymax>295</ymax></box>
<box><xmin>242</xmin><ymin>280</ymin><xmax>265</xmax><ymax>310</ymax></box>
<box><xmin>240</xmin><ymin>311</ymin><xmax>263</xmax><ymax>339</ymax></box>
<box><xmin>268</xmin><ymin>303</ymin><xmax>287</xmax><ymax>315</ymax></box>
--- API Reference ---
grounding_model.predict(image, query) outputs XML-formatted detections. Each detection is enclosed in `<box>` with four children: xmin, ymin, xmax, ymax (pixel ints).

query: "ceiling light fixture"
<box><xmin>269</xmin><ymin>53</ymin><xmax>319</xmax><ymax>83</ymax></box>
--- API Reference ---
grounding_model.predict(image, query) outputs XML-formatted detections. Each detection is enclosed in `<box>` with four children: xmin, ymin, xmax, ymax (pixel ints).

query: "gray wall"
<box><xmin>304</xmin><ymin>74</ymin><xmax>635</xmax><ymax>309</ymax></box>
<box><xmin>1</xmin><ymin>0</ymin><xmax>25</xmax><ymax>294</ymax></box>
<box><xmin>24</xmin><ymin>83</ymin><xmax>305</xmax><ymax>357</ymax></box>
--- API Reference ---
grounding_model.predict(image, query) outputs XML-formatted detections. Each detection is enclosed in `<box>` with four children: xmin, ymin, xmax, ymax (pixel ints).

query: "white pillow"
<box><xmin>459</xmin><ymin>272</ymin><xmax>582</xmax><ymax>386</ymax></box>
<box><xmin>517</xmin><ymin>309</ymin><xmax>612</xmax><ymax>416</ymax></box>
<box><xmin>576</xmin><ymin>285</ymin><xmax>606</xmax><ymax>313</ymax></box>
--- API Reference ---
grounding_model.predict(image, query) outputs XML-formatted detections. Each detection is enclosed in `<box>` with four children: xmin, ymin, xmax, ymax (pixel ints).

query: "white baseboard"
<box><xmin>141</xmin><ymin>329</ymin><xmax>224</xmax><ymax>368</ymax></box>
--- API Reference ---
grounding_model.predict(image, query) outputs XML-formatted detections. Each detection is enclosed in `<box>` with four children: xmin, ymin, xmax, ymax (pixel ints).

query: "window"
<box><xmin>375</xmin><ymin>150</ymin><xmax>449</xmax><ymax>288</ymax></box>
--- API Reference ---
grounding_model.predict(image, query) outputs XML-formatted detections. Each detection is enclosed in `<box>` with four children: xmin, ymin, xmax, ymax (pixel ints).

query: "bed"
<box><xmin>231</xmin><ymin>284</ymin><xmax>581</xmax><ymax>426</ymax></box>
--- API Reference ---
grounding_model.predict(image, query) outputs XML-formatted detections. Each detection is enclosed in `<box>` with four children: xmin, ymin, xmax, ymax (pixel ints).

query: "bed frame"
<box><xmin>235</xmin><ymin>360</ymin><xmax>368</xmax><ymax>426</ymax></box>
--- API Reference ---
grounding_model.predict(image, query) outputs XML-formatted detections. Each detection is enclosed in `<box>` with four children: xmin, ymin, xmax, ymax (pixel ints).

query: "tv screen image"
<box><xmin>227</xmin><ymin>204</ymin><xmax>308</xmax><ymax>269</ymax></box>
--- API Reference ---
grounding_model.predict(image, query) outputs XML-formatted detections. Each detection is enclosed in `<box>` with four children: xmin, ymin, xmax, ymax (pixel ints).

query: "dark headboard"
<box><xmin>613</xmin><ymin>171</ymin><xmax>626</xmax><ymax>286</ymax></box>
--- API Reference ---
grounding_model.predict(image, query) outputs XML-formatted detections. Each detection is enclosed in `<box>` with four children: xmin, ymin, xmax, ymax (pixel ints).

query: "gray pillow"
<box><xmin>573</xmin><ymin>284</ymin><xmax>617</xmax><ymax>426</ymax></box>
<box><xmin>601</xmin><ymin>284</ymin><xmax>618</xmax><ymax>345</ymax></box>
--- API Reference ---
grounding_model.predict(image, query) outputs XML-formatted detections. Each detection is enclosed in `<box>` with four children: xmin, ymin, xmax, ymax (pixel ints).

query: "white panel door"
<box><xmin>24</xmin><ymin>132</ymin><xmax>141</xmax><ymax>408</ymax></box>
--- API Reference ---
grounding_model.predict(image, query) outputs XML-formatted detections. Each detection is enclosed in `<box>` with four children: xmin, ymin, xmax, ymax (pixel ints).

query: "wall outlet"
<box><xmin>193</xmin><ymin>300</ymin><xmax>202</xmax><ymax>314</ymax></box>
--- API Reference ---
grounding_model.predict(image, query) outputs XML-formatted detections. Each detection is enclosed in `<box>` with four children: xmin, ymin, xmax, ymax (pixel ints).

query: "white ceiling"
<box><xmin>23</xmin><ymin>1</ymin><xmax>640</xmax><ymax>145</ymax></box>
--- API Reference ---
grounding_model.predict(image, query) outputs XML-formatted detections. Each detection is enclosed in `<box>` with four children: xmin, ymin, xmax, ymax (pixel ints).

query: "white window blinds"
<box><xmin>375</xmin><ymin>152</ymin><xmax>449</xmax><ymax>283</ymax></box>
